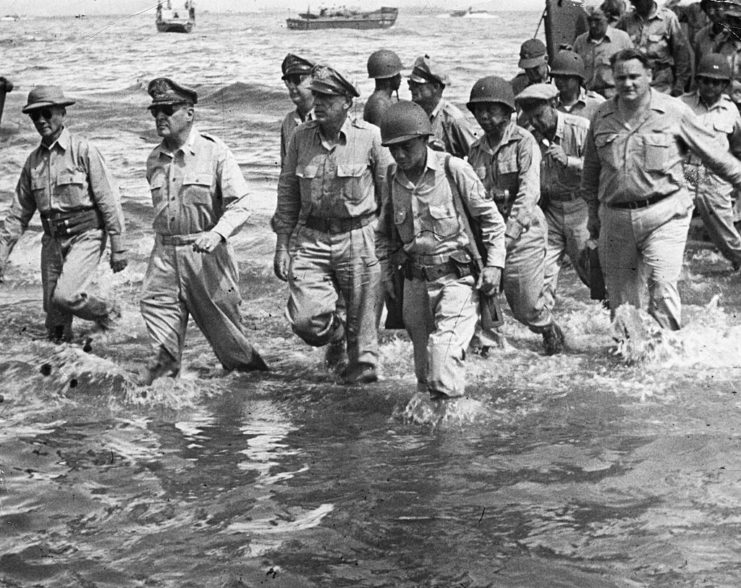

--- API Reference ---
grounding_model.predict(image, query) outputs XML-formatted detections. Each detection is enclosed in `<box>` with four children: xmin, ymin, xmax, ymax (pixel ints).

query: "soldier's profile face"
<box><xmin>312</xmin><ymin>92</ymin><xmax>349</xmax><ymax>125</ymax></box>
<box><xmin>408</xmin><ymin>80</ymin><xmax>440</xmax><ymax>112</ymax></box>
<box><xmin>153</xmin><ymin>103</ymin><xmax>193</xmax><ymax>139</ymax></box>
<box><xmin>388</xmin><ymin>136</ymin><xmax>427</xmax><ymax>171</ymax></box>
<box><xmin>526</xmin><ymin>103</ymin><xmax>557</xmax><ymax>136</ymax></box>
<box><xmin>525</xmin><ymin>63</ymin><xmax>549</xmax><ymax>84</ymax></box>
<box><xmin>613</xmin><ymin>58</ymin><xmax>651</xmax><ymax>102</ymax></box>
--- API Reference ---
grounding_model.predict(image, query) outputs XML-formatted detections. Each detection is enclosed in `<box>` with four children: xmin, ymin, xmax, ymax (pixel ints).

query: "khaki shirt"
<box><xmin>680</xmin><ymin>92</ymin><xmax>741</xmax><ymax>199</ymax></box>
<box><xmin>429</xmin><ymin>98</ymin><xmax>478</xmax><ymax>159</ymax></box>
<box><xmin>376</xmin><ymin>148</ymin><xmax>506</xmax><ymax>268</ymax></box>
<box><xmin>617</xmin><ymin>4</ymin><xmax>692</xmax><ymax>94</ymax></box>
<box><xmin>146</xmin><ymin>128</ymin><xmax>251</xmax><ymax>240</ymax></box>
<box><xmin>536</xmin><ymin>111</ymin><xmax>590</xmax><ymax>200</ymax></box>
<box><xmin>582</xmin><ymin>90</ymin><xmax>741</xmax><ymax>208</ymax></box>
<box><xmin>280</xmin><ymin>108</ymin><xmax>314</xmax><ymax>168</ymax></box>
<box><xmin>468</xmin><ymin>121</ymin><xmax>541</xmax><ymax>242</ymax></box>
<box><xmin>272</xmin><ymin>117</ymin><xmax>392</xmax><ymax>236</ymax></box>
<box><xmin>1</xmin><ymin>127</ymin><xmax>125</xmax><ymax>251</ymax></box>
<box><xmin>573</xmin><ymin>27</ymin><xmax>634</xmax><ymax>94</ymax></box>
<box><xmin>556</xmin><ymin>88</ymin><xmax>606</xmax><ymax>122</ymax></box>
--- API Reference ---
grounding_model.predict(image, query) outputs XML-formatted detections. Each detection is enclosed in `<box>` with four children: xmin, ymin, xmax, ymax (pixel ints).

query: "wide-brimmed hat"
<box><xmin>22</xmin><ymin>85</ymin><xmax>75</xmax><ymax>113</ymax></box>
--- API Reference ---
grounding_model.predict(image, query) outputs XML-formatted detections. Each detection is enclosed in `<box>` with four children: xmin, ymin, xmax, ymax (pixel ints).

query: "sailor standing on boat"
<box><xmin>139</xmin><ymin>78</ymin><xmax>268</xmax><ymax>384</ymax></box>
<box><xmin>280</xmin><ymin>53</ymin><xmax>315</xmax><ymax>168</ymax></box>
<box><xmin>408</xmin><ymin>55</ymin><xmax>477</xmax><ymax>159</ymax></box>
<box><xmin>0</xmin><ymin>86</ymin><xmax>127</xmax><ymax>343</ymax></box>
<box><xmin>363</xmin><ymin>49</ymin><xmax>402</xmax><ymax>127</ymax></box>
<box><xmin>273</xmin><ymin>65</ymin><xmax>393</xmax><ymax>385</ymax></box>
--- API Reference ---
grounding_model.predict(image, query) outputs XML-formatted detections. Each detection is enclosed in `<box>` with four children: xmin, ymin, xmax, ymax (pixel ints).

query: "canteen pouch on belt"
<box><xmin>581</xmin><ymin>239</ymin><xmax>606</xmax><ymax>301</ymax></box>
<box><xmin>41</xmin><ymin>209</ymin><xmax>103</xmax><ymax>238</ymax></box>
<box><xmin>384</xmin><ymin>263</ymin><xmax>406</xmax><ymax>330</ymax></box>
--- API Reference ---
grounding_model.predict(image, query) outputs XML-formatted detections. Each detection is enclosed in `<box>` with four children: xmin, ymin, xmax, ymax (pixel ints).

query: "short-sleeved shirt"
<box><xmin>428</xmin><ymin>98</ymin><xmax>478</xmax><ymax>159</ymax></box>
<box><xmin>272</xmin><ymin>117</ymin><xmax>392</xmax><ymax>236</ymax></box>
<box><xmin>146</xmin><ymin>128</ymin><xmax>251</xmax><ymax>240</ymax></box>
<box><xmin>376</xmin><ymin>148</ymin><xmax>506</xmax><ymax>268</ymax></box>
<box><xmin>582</xmin><ymin>90</ymin><xmax>741</xmax><ymax>207</ymax></box>
<box><xmin>536</xmin><ymin>111</ymin><xmax>590</xmax><ymax>200</ymax></box>
<box><xmin>467</xmin><ymin>121</ymin><xmax>542</xmax><ymax>242</ymax></box>
<box><xmin>573</xmin><ymin>27</ymin><xmax>634</xmax><ymax>93</ymax></box>
<box><xmin>1</xmin><ymin>127</ymin><xmax>125</xmax><ymax>252</ymax></box>
<box><xmin>556</xmin><ymin>88</ymin><xmax>606</xmax><ymax>121</ymax></box>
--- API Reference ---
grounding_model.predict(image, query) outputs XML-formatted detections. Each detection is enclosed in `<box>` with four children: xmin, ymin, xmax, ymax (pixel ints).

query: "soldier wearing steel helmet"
<box><xmin>375</xmin><ymin>101</ymin><xmax>505</xmax><ymax>400</ymax></box>
<box><xmin>681</xmin><ymin>53</ymin><xmax>741</xmax><ymax>271</ymax></box>
<box><xmin>273</xmin><ymin>65</ymin><xmax>393</xmax><ymax>385</ymax></box>
<box><xmin>364</xmin><ymin>49</ymin><xmax>402</xmax><ymax>127</ymax></box>
<box><xmin>408</xmin><ymin>55</ymin><xmax>477</xmax><ymax>158</ymax></box>
<box><xmin>467</xmin><ymin>76</ymin><xmax>566</xmax><ymax>355</ymax></box>
<box><xmin>550</xmin><ymin>50</ymin><xmax>605</xmax><ymax>121</ymax></box>
<box><xmin>280</xmin><ymin>53</ymin><xmax>315</xmax><ymax>168</ymax></box>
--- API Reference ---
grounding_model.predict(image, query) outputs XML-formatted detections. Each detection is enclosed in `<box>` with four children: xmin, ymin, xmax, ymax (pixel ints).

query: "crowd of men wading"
<box><xmin>1</xmin><ymin>0</ymin><xmax>740</xmax><ymax>401</ymax></box>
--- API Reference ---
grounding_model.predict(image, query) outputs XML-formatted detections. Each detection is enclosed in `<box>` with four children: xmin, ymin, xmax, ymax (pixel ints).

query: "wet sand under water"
<box><xmin>2</xmin><ymin>217</ymin><xmax>741</xmax><ymax>586</ymax></box>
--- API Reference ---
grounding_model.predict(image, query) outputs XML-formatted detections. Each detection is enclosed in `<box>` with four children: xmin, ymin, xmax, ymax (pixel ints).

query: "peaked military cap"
<box><xmin>282</xmin><ymin>53</ymin><xmax>315</xmax><ymax>79</ymax></box>
<box><xmin>308</xmin><ymin>65</ymin><xmax>359</xmax><ymax>98</ymax></box>
<box><xmin>147</xmin><ymin>77</ymin><xmax>198</xmax><ymax>106</ymax></box>
<box><xmin>515</xmin><ymin>82</ymin><xmax>559</xmax><ymax>104</ymax></box>
<box><xmin>22</xmin><ymin>85</ymin><xmax>75</xmax><ymax>113</ymax></box>
<box><xmin>409</xmin><ymin>55</ymin><xmax>449</xmax><ymax>86</ymax></box>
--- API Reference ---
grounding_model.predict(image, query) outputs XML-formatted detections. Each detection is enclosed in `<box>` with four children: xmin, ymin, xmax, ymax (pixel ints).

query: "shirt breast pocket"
<box><xmin>182</xmin><ymin>173</ymin><xmax>212</xmax><ymax>207</ymax></box>
<box><xmin>643</xmin><ymin>133</ymin><xmax>670</xmax><ymax>172</ymax></box>
<box><xmin>594</xmin><ymin>133</ymin><xmax>619</xmax><ymax>168</ymax></box>
<box><xmin>428</xmin><ymin>203</ymin><xmax>459</xmax><ymax>241</ymax></box>
<box><xmin>646</xmin><ymin>33</ymin><xmax>669</xmax><ymax>58</ymax></box>
<box><xmin>495</xmin><ymin>159</ymin><xmax>519</xmax><ymax>198</ymax></box>
<box><xmin>54</xmin><ymin>170</ymin><xmax>88</xmax><ymax>207</ymax></box>
<box><xmin>337</xmin><ymin>163</ymin><xmax>369</xmax><ymax>203</ymax></box>
<box><xmin>393</xmin><ymin>205</ymin><xmax>414</xmax><ymax>243</ymax></box>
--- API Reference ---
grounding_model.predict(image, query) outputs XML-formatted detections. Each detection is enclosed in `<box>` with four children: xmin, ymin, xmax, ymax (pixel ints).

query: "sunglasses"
<box><xmin>28</xmin><ymin>108</ymin><xmax>54</xmax><ymax>121</ymax></box>
<box><xmin>283</xmin><ymin>74</ymin><xmax>307</xmax><ymax>86</ymax></box>
<box><xmin>149</xmin><ymin>103</ymin><xmax>186</xmax><ymax>117</ymax></box>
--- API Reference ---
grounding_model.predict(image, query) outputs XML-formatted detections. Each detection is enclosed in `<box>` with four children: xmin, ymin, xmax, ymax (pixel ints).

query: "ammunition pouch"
<box><xmin>41</xmin><ymin>208</ymin><xmax>102</xmax><ymax>239</ymax></box>
<box><xmin>405</xmin><ymin>250</ymin><xmax>472</xmax><ymax>282</ymax></box>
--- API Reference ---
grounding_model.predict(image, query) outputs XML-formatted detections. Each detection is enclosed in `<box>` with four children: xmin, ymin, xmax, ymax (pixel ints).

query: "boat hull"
<box><xmin>286</xmin><ymin>7</ymin><xmax>398</xmax><ymax>30</ymax></box>
<box><xmin>156</xmin><ymin>19</ymin><xmax>194</xmax><ymax>33</ymax></box>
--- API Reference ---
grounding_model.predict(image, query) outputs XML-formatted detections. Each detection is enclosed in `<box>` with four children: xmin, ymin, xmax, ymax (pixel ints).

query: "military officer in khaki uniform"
<box><xmin>0</xmin><ymin>86</ymin><xmax>127</xmax><ymax>342</ymax></box>
<box><xmin>273</xmin><ymin>65</ymin><xmax>393</xmax><ymax>385</ymax></box>
<box><xmin>280</xmin><ymin>53</ymin><xmax>315</xmax><ymax>168</ymax></box>
<box><xmin>140</xmin><ymin>78</ymin><xmax>267</xmax><ymax>384</ymax></box>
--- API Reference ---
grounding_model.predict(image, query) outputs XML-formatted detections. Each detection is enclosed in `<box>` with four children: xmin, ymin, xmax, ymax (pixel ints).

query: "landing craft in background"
<box><xmin>449</xmin><ymin>6</ymin><xmax>497</xmax><ymax>18</ymax></box>
<box><xmin>286</xmin><ymin>6</ymin><xmax>398</xmax><ymax>30</ymax></box>
<box><xmin>156</xmin><ymin>0</ymin><xmax>196</xmax><ymax>33</ymax></box>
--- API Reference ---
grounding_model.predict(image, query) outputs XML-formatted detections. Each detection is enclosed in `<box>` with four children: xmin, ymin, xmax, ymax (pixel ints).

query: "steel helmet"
<box><xmin>549</xmin><ymin>50</ymin><xmax>586</xmax><ymax>81</ymax></box>
<box><xmin>367</xmin><ymin>49</ymin><xmax>403</xmax><ymax>79</ymax></box>
<box><xmin>697</xmin><ymin>53</ymin><xmax>731</xmax><ymax>80</ymax></box>
<box><xmin>466</xmin><ymin>76</ymin><xmax>515</xmax><ymax>112</ymax></box>
<box><xmin>380</xmin><ymin>100</ymin><xmax>432</xmax><ymax>146</ymax></box>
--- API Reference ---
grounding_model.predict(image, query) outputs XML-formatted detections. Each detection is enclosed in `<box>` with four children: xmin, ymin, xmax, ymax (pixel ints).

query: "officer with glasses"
<box><xmin>139</xmin><ymin>77</ymin><xmax>268</xmax><ymax>385</ymax></box>
<box><xmin>0</xmin><ymin>85</ymin><xmax>127</xmax><ymax>343</ymax></box>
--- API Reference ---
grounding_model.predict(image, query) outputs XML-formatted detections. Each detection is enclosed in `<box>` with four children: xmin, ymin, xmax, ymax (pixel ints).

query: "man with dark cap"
<box><xmin>516</xmin><ymin>83</ymin><xmax>592</xmax><ymax>311</ymax></box>
<box><xmin>140</xmin><ymin>77</ymin><xmax>268</xmax><ymax>384</ymax></box>
<box><xmin>681</xmin><ymin>53</ymin><xmax>741</xmax><ymax>271</ymax></box>
<box><xmin>573</xmin><ymin>5</ymin><xmax>634</xmax><ymax>98</ymax></box>
<box><xmin>273</xmin><ymin>65</ymin><xmax>392</xmax><ymax>385</ymax></box>
<box><xmin>408</xmin><ymin>55</ymin><xmax>477</xmax><ymax>159</ymax></box>
<box><xmin>0</xmin><ymin>85</ymin><xmax>127</xmax><ymax>343</ymax></box>
<box><xmin>363</xmin><ymin>49</ymin><xmax>402</xmax><ymax>127</ymax></box>
<box><xmin>616</xmin><ymin>0</ymin><xmax>692</xmax><ymax>96</ymax></box>
<box><xmin>550</xmin><ymin>50</ymin><xmax>606</xmax><ymax>120</ymax></box>
<box><xmin>280</xmin><ymin>53</ymin><xmax>315</xmax><ymax>168</ymax></box>
<box><xmin>511</xmin><ymin>39</ymin><xmax>550</xmax><ymax>97</ymax></box>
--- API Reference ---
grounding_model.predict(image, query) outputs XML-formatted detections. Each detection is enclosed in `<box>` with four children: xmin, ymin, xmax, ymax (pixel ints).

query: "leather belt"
<box><xmin>159</xmin><ymin>233</ymin><xmax>202</xmax><ymax>246</ymax></box>
<box><xmin>304</xmin><ymin>213</ymin><xmax>375</xmax><ymax>234</ymax></box>
<box><xmin>41</xmin><ymin>208</ymin><xmax>102</xmax><ymax>238</ymax></box>
<box><xmin>607</xmin><ymin>193</ymin><xmax>672</xmax><ymax>210</ymax></box>
<box><xmin>407</xmin><ymin>259</ymin><xmax>471</xmax><ymax>281</ymax></box>
<box><xmin>545</xmin><ymin>191</ymin><xmax>581</xmax><ymax>202</ymax></box>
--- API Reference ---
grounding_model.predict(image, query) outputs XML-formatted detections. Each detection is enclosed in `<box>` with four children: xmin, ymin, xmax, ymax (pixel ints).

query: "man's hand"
<box><xmin>110</xmin><ymin>250</ymin><xmax>128</xmax><ymax>273</ymax></box>
<box><xmin>546</xmin><ymin>144</ymin><xmax>568</xmax><ymax>167</ymax></box>
<box><xmin>273</xmin><ymin>248</ymin><xmax>290</xmax><ymax>281</ymax></box>
<box><xmin>192</xmin><ymin>231</ymin><xmax>223</xmax><ymax>254</ymax></box>
<box><xmin>381</xmin><ymin>267</ymin><xmax>397</xmax><ymax>301</ymax></box>
<box><xmin>477</xmin><ymin>266</ymin><xmax>502</xmax><ymax>296</ymax></box>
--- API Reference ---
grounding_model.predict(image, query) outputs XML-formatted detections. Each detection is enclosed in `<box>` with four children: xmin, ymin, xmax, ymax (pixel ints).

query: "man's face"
<box><xmin>697</xmin><ymin>75</ymin><xmax>728</xmax><ymax>105</ymax></box>
<box><xmin>553</xmin><ymin>74</ymin><xmax>581</xmax><ymax>97</ymax></box>
<box><xmin>408</xmin><ymin>80</ymin><xmax>440</xmax><ymax>113</ymax></box>
<box><xmin>588</xmin><ymin>15</ymin><xmax>608</xmax><ymax>39</ymax></box>
<box><xmin>471</xmin><ymin>102</ymin><xmax>512</xmax><ymax>136</ymax></box>
<box><xmin>29</xmin><ymin>105</ymin><xmax>65</xmax><ymax>140</ymax></box>
<box><xmin>526</xmin><ymin>102</ymin><xmax>558</xmax><ymax>136</ymax></box>
<box><xmin>284</xmin><ymin>73</ymin><xmax>313</xmax><ymax>108</ymax></box>
<box><xmin>630</xmin><ymin>0</ymin><xmax>653</xmax><ymax>15</ymax></box>
<box><xmin>151</xmin><ymin>102</ymin><xmax>193</xmax><ymax>139</ymax></box>
<box><xmin>525</xmin><ymin>63</ymin><xmax>549</xmax><ymax>84</ymax></box>
<box><xmin>613</xmin><ymin>58</ymin><xmax>652</xmax><ymax>102</ymax></box>
<box><xmin>312</xmin><ymin>92</ymin><xmax>349</xmax><ymax>125</ymax></box>
<box><xmin>388</xmin><ymin>136</ymin><xmax>428</xmax><ymax>172</ymax></box>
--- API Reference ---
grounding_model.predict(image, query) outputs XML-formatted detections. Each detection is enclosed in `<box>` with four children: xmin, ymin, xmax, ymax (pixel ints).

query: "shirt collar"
<box><xmin>478</xmin><ymin>120</ymin><xmax>518</xmax><ymax>154</ymax></box>
<box><xmin>41</xmin><ymin>126</ymin><xmax>70</xmax><ymax>152</ymax></box>
<box><xmin>589</xmin><ymin>26</ymin><xmax>615</xmax><ymax>44</ymax></box>
<box><xmin>430</xmin><ymin>98</ymin><xmax>444</xmax><ymax>120</ymax></box>
<box><xmin>156</xmin><ymin>126</ymin><xmax>198</xmax><ymax>159</ymax></box>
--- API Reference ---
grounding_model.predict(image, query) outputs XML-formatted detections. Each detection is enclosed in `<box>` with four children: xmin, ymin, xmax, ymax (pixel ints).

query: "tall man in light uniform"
<box><xmin>280</xmin><ymin>53</ymin><xmax>315</xmax><ymax>168</ymax></box>
<box><xmin>582</xmin><ymin>49</ymin><xmax>741</xmax><ymax>330</ymax></box>
<box><xmin>680</xmin><ymin>54</ymin><xmax>741</xmax><ymax>271</ymax></box>
<box><xmin>273</xmin><ymin>65</ymin><xmax>392</xmax><ymax>385</ymax></box>
<box><xmin>467</xmin><ymin>76</ymin><xmax>565</xmax><ymax>355</ymax></box>
<box><xmin>516</xmin><ymin>83</ymin><xmax>592</xmax><ymax>311</ymax></box>
<box><xmin>140</xmin><ymin>78</ymin><xmax>267</xmax><ymax>384</ymax></box>
<box><xmin>408</xmin><ymin>55</ymin><xmax>477</xmax><ymax>159</ymax></box>
<box><xmin>376</xmin><ymin>101</ymin><xmax>506</xmax><ymax>400</ymax></box>
<box><xmin>0</xmin><ymin>86</ymin><xmax>127</xmax><ymax>342</ymax></box>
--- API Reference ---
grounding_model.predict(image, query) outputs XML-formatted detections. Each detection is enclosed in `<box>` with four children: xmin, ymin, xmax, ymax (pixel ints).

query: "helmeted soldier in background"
<box><xmin>550</xmin><ymin>50</ymin><xmax>606</xmax><ymax>121</ymax></box>
<box><xmin>408</xmin><ymin>55</ymin><xmax>477</xmax><ymax>158</ymax></box>
<box><xmin>511</xmin><ymin>39</ymin><xmax>550</xmax><ymax>97</ymax></box>
<box><xmin>681</xmin><ymin>53</ymin><xmax>741</xmax><ymax>271</ymax></box>
<box><xmin>516</xmin><ymin>83</ymin><xmax>592</xmax><ymax>311</ymax></box>
<box><xmin>376</xmin><ymin>101</ymin><xmax>506</xmax><ymax>400</ymax></box>
<box><xmin>280</xmin><ymin>53</ymin><xmax>315</xmax><ymax>168</ymax></box>
<box><xmin>0</xmin><ymin>85</ymin><xmax>127</xmax><ymax>343</ymax></box>
<box><xmin>466</xmin><ymin>76</ymin><xmax>566</xmax><ymax>355</ymax></box>
<box><xmin>140</xmin><ymin>78</ymin><xmax>268</xmax><ymax>384</ymax></box>
<box><xmin>363</xmin><ymin>49</ymin><xmax>402</xmax><ymax>127</ymax></box>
